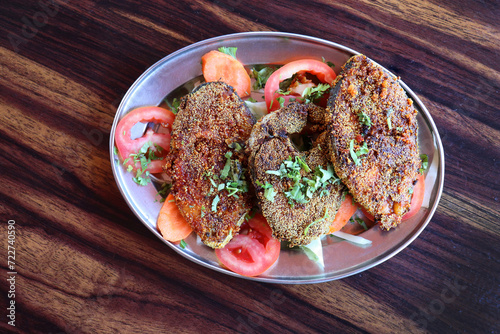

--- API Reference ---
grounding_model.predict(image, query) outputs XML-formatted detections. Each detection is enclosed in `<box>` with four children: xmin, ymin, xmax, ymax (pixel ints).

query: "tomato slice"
<box><xmin>402</xmin><ymin>173</ymin><xmax>425</xmax><ymax>220</ymax></box>
<box><xmin>362</xmin><ymin>173</ymin><xmax>426</xmax><ymax>221</ymax></box>
<box><xmin>329</xmin><ymin>194</ymin><xmax>359</xmax><ymax>234</ymax></box>
<box><xmin>215</xmin><ymin>213</ymin><xmax>280</xmax><ymax>277</ymax></box>
<box><xmin>115</xmin><ymin>106</ymin><xmax>175</xmax><ymax>173</ymax></box>
<box><xmin>201</xmin><ymin>50</ymin><xmax>252</xmax><ymax>98</ymax></box>
<box><xmin>264</xmin><ymin>59</ymin><xmax>336</xmax><ymax>112</ymax></box>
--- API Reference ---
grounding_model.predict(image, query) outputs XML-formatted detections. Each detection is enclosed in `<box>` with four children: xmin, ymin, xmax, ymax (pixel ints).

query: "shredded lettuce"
<box><xmin>299</xmin><ymin>238</ymin><xmax>324</xmax><ymax>266</ymax></box>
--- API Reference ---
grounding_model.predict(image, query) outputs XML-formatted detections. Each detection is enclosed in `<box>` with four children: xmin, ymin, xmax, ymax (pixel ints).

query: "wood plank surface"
<box><xmin>1</xmin><ymin>0</ymin><xmax>498</xmax><ymax>333</ymax></box>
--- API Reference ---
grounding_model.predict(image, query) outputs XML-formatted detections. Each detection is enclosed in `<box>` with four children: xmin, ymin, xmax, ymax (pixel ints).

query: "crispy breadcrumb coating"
<box><xmin>327</xmin><ymin>55</ymin><xmax>420</xmax><ymax>229</ymax></box>
<box><xmin>247</xmin><ymin>102</ymin><xmax>345</xmax><ymax>246</ymax></box>
<box><xmin>165</xmin><ymin>82</ymin><xmax>256</xmax><ymax>248</ymax></box>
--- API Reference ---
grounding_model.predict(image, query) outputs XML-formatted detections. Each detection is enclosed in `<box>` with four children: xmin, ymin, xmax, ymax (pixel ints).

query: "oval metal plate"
<box><xmin>110</xmin><ymin>32</ymin><xmax>445</xmax><ymax>284</ymax></box>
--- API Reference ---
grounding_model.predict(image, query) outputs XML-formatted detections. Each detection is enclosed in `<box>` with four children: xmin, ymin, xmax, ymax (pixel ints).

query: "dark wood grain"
<box><xmin>1</xmin><ymin>0</ymin><xmax>499</xmax><ymax>333</ymax></box>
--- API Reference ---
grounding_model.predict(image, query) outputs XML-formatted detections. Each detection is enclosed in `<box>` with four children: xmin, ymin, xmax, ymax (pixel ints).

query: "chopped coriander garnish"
<box><xmin>209</xmin><ymin>150</ymin><xmax>249</xmax><ymax>209</ymax></box>
<box><xmin>263</xmin><ymin>183</ymin><xmax>277</xmax><ymax>202</ymax></box>
<box><xmin>220</xmin><ymin>152</ymin><xmax>233</xmax><ymax>179</ymax></box>
<box><xmin>301</xmin><ymin>83</ymin><xmax>330</xmax><ymax>104</ymax></box>
<box><xmin>124</xmin><ymin>140</ymin><xmax>164</xmax><ymax>185</ymax></box>
<box><xmin>349</xmin><ymin>140</ymin><xmax>359</xmax><ymax>165</ymax></box>
<box><xmin>134</xmin><ymin>167</ymin><xmax>150</xmax><ymax>184</ymax></box>
<box><xmin>349</xmin><ymin>140</ymin><xmax>369</xmax><ymax>166</ymax></box>
<box><xmin>211</xmin><ymin>194</ymin><xmax>220</xmax><ymax>212</ymax></box>
<box><xmin>256</xmin><ymin>180</ymin><xmax>277</xmax><ymax>202</ymax></box>
<box><xmin>218</xmin><ymin>46</ymin><xmax>238</xmax><ymax>59</ymax></box>
<box><xmin>358</xmin><ymin>111</ymin><xmax>372</xmax><ymax>128</ymax></box>
<box><xmin>277</xmin><ymin>96</ymin><xmax>285</xmax><ymax>108</ymax></box>
<box><xmin>357</xmin><ymin>142</ymin><xmax>369</xmax><ymax>155</ymax></box>
<box><xmin>266</xmin><ymin>156</ymin><xmax>339</xmax><ymax>206</ymax></box>
<box><xmin>296</xmin><ymin>156</ymin><xmax>311</xmax><ymax>173</ymax></box>
<box><xmin>419</xmin><ymin>154</ymin><xmax>428</xmax><ymax>174</ymax></box>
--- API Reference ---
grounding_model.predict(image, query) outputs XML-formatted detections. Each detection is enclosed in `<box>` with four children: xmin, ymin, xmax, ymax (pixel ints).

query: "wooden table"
<box><xmin>1</xmin><ymin>1</ymin><xmax>498</xmax><ymax>333</ymax></box>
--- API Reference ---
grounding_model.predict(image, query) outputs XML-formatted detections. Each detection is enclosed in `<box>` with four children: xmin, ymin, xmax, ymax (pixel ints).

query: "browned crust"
<box><xmin>165</xmin><ymin>81</ymin><xmax>256</xmax><ymax>248</ymax></box>
<box><xmin>247</xmin><ymin>102</ymin><xmax>345</xmax><ymax>246</ymax></box>
<box><xmin>327</xmin><ymin>54</ymin><xmax>420</xmax><ymax>229</ymax></box>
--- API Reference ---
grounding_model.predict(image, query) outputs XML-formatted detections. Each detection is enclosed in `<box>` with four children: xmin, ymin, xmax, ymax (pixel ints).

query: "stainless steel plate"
<box><xmin>110</xmin><ymin>32</ymin><xmax>444</xmax><ymax>284</ymax></box>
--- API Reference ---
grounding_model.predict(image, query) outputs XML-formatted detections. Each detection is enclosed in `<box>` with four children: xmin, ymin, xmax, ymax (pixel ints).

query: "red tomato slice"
<box><xmin>215</xmin><ymin>213</ymin><xmax>280</xmax><ymax>277</ymax></box>
<box><xmin>329</xmin><ymin>194</ymin><xmax>359</xmax><ymax>233</ymax></box>
<box><xmin>362</xmin><ymin>174</ymin><xmax>426</xmax><ymax>221</ymax></box>
<box><xmin>402</xmin><ymin>173</ymin><xmax>425</xmax><ymax>220</ymax></box>
<box><xmin>115</xmin><ymin>106</ymin><xmax>175</xmax><ymax>173</ymax></box>
<box><xmin>264</xmin><ymin>59</ymin><xmax>336</xmax><ymax>112</ymax></box>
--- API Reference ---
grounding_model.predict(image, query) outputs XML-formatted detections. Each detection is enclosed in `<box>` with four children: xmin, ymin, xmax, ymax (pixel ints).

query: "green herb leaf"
<box><xmin>277</xmin><ymin>96</ymin><xmax>285</xmax><ymax>108</ymax></box>
<box><xmin>357</xmin><ymin>142</ymin><xmax>369</xmax><ymax>156</ymax></box>
<box><xmin>301</xmin><ymin>83</ymin><xmax>330</xmax><ymax>104</ymax></box>
<box><xmin>218</xmin><ymin>46</ymin><xmax>237</xmax><ymax>59</ymax></box>
<box><xmin>179</xmin><ymin>239</ymin><xmax>187</xmax><ymax>249</ymax></box>
<box><xmin>220</xmin><ymin>152</ymin><xmax>232</xmax><ymax>179</ymax></box>
<box><xmin>211</xmin><ymin>194</ymin><xmax>220</xmax><ymax>212</ymax></box>
<box><xmin>295</xmin><ymin>156</ymin><xmax>311</xmax><ymax>173</ymax></box>
<box><xmin>358</xmin><ymin>111</ymin><xmax>372</xmax><ymax>128</ymax></box>
<box><xmin>263</xmin><ymin>183</ymin><xmax>277</xmax><ymax>202</ymax></box>
<box><xmin>266</xmin><ymin>157</ymin><xmax>338</xmax><ymax>206</ymax></box>
<box><xmin>350</xmin><ymin>140</ymin><xmax>369</xmax><ymax>166</ymax></box>
<box><xmin>419</xmin><ymin>154</ymin><xmax>428</xmax><ymax>174</ymax></box>
<box><xmin>251</xmin><ymin>66</ymin><xmax>275</xmax><ymax>90</ymax></box>
<box><xmin>350</xmin><ymin>140</ymin><xmax>360</xmax><ymax>166</ymax></box>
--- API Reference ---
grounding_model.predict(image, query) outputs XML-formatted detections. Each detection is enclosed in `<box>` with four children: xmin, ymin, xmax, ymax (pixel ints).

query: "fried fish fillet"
<box><xmin>326</xmin><ymin>54</ymin><xmax>420</xmax><ymax>229</ymax></box>
<box><xmin>247</xmin><ymin>102</ymin><xmax>345</xmax><ymax>246</ymax></box>
<box><xmin>165</xmin><ymin>81</ymin><xmax>256</xmax><ymax>248</ymax></box>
